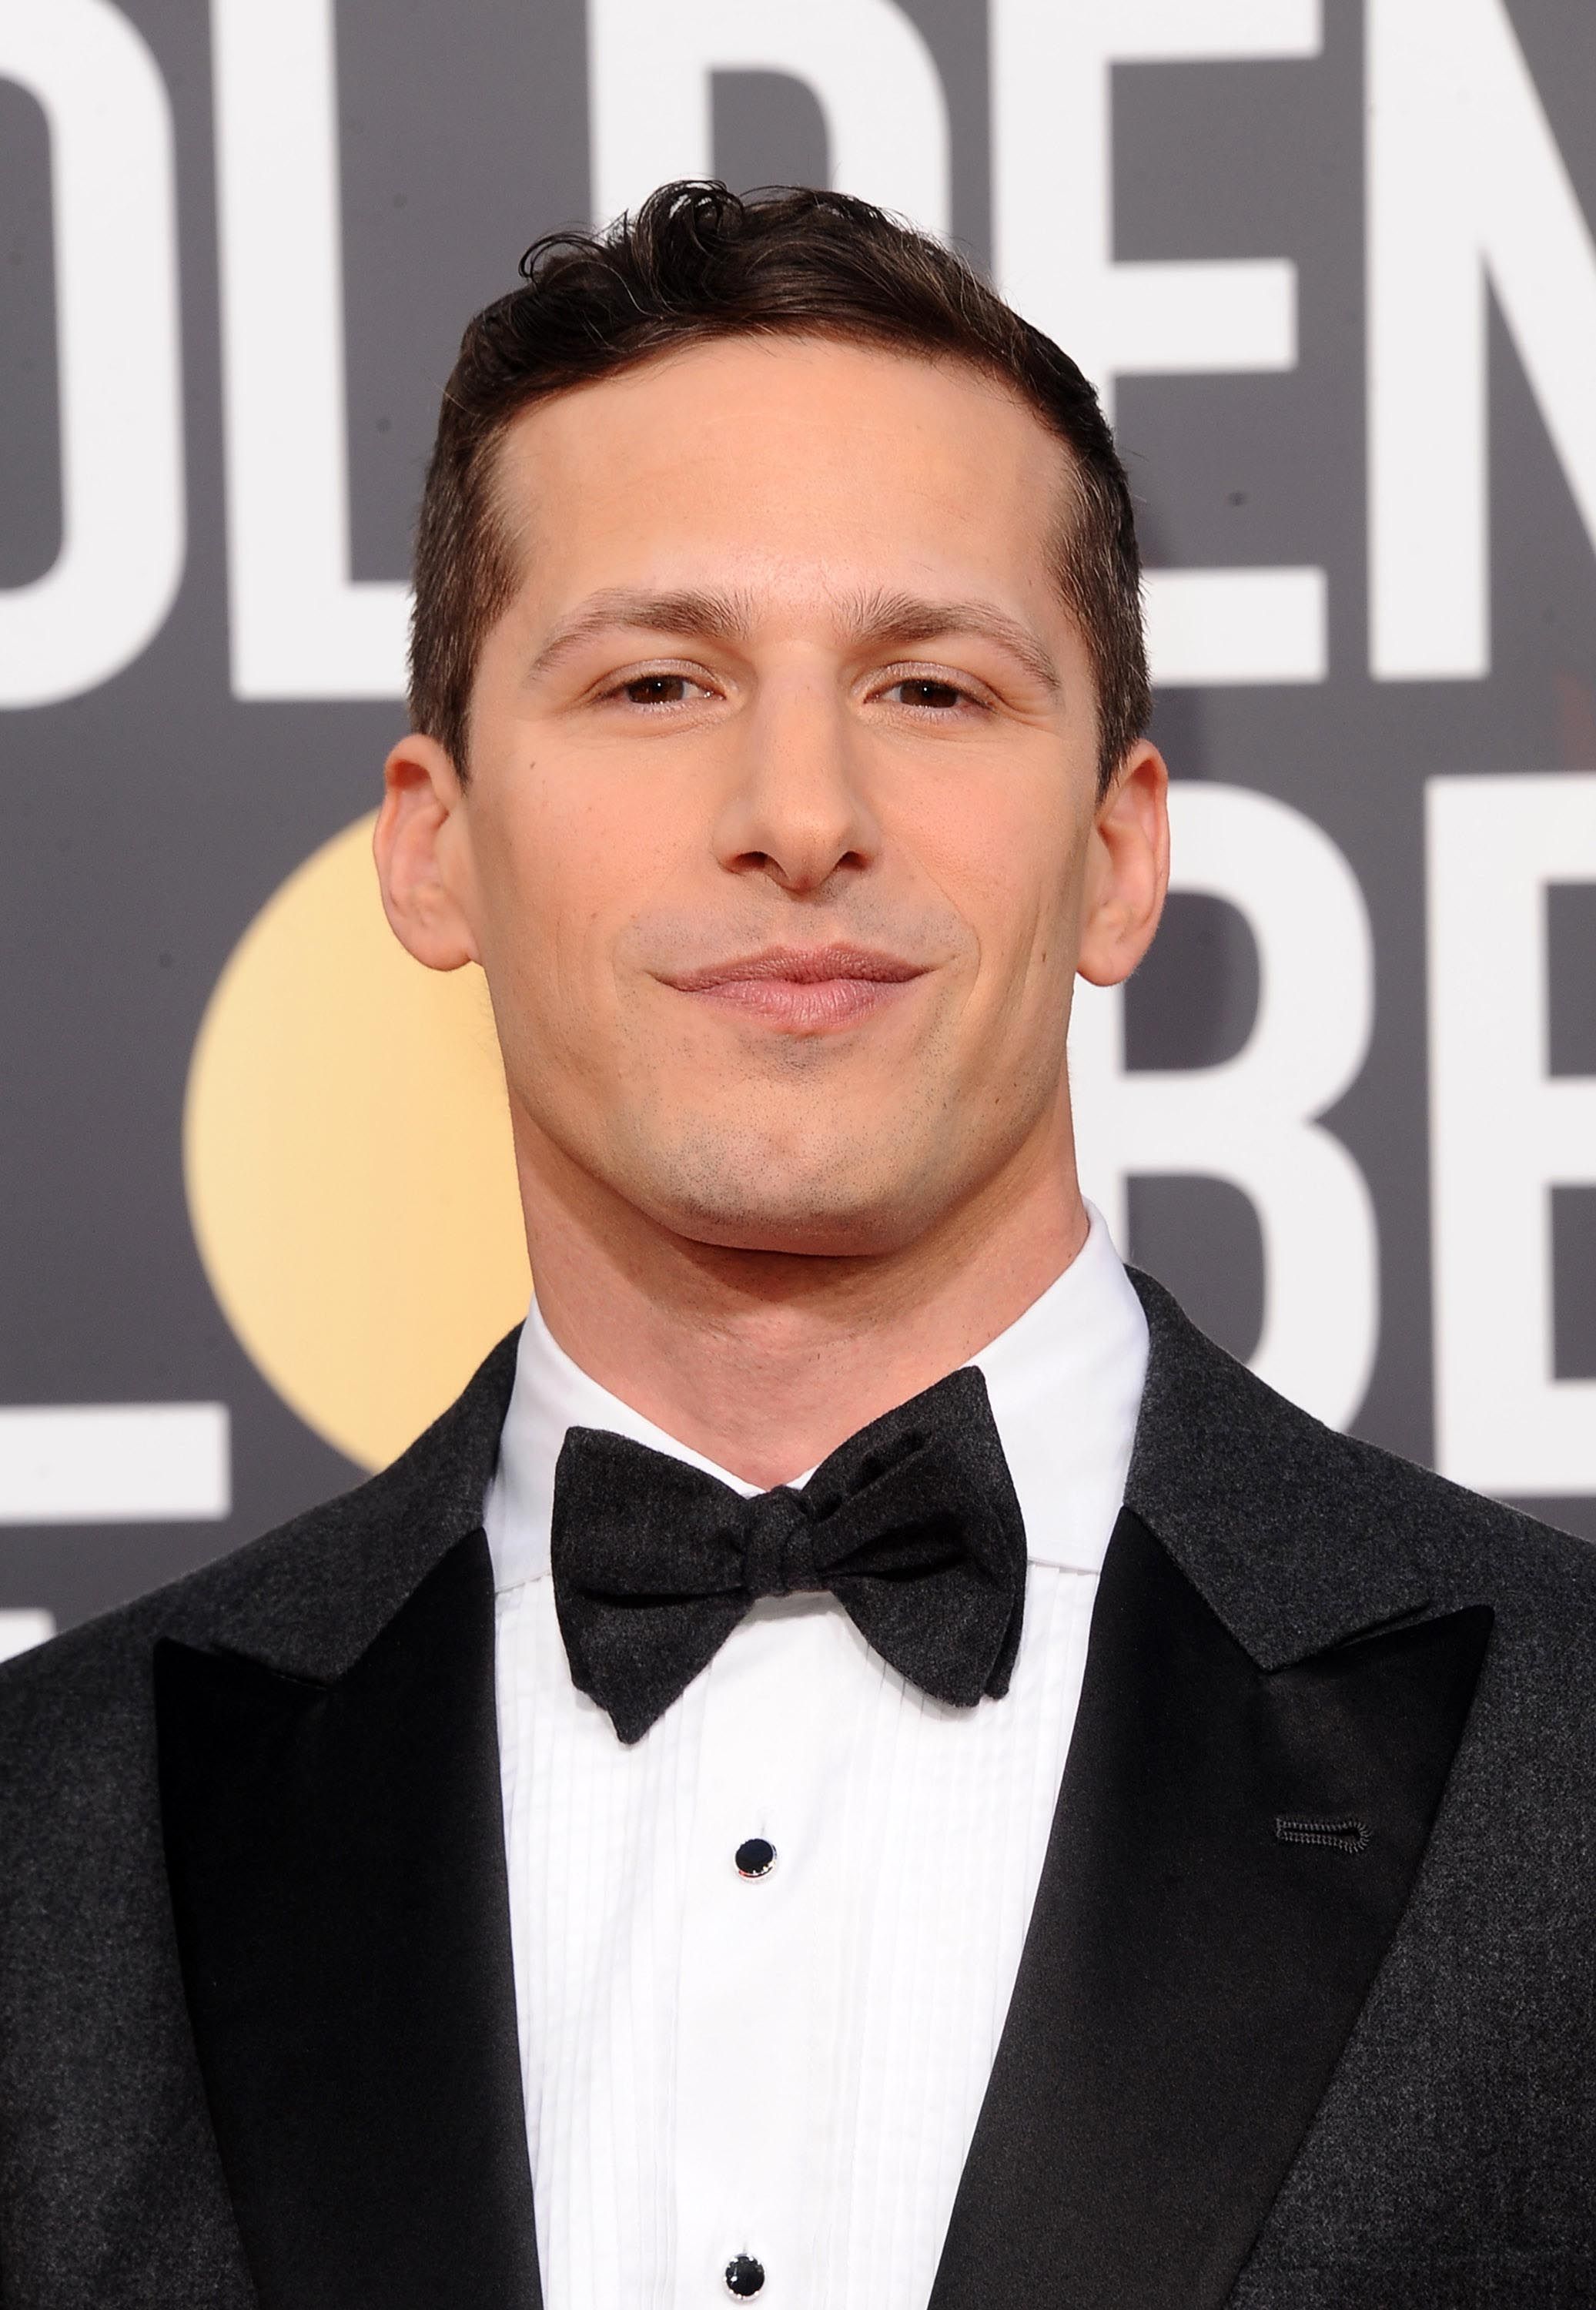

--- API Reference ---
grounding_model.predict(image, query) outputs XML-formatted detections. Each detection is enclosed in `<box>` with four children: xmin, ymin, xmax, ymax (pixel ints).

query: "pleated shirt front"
<box><xmin>484</xmin><ymin>1207</ymin><xmax>1149</xmax><ymax>2310</ymax></box>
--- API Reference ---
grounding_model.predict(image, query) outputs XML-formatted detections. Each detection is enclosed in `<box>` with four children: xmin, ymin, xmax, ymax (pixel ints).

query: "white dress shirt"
<box><xmin>483</xmin><ymin>1206</ymin><xmax>1149</xmax><ymax>2309</ymax></box>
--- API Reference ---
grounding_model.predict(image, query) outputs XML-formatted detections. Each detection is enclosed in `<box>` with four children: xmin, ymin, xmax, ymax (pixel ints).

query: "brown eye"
<box><xmin>892</xmin><ymin>678</ymin><xmax>965</xmax><ymax>710</ymax></box>
<box><xmin>621</xmin><ymin>674</ymin><xmax>698</xmax><ymax>705</ymax></box>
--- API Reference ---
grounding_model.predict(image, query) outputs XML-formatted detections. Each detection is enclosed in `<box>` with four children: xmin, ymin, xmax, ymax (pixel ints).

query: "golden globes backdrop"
<box><xmin>2</xmin><ymin>0</ymin><xmax>1594</xmax><ymax>1652</ymax></box>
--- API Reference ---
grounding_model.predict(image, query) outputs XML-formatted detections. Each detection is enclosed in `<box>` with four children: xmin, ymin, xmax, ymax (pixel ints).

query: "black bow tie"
<box><xmin>550</xmin><ymin>1366</ymin><xmax>1028</xmax><ymax>1745</ymax></box>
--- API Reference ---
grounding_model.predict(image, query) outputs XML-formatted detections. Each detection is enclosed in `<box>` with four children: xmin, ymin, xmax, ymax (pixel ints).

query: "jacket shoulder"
<box><xmin>0</xmin><ymin>1326</ymin><xmax>520</xmax><ymax>1757</ymax></box>
<box><xmin>1124</xmin><ymin>1264</ymin><xmax>1596</xmax><ymax>1657</ymax></box>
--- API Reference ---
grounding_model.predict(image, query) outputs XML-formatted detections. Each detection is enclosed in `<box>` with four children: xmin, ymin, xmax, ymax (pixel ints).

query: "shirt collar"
<box><xmin>483</xmin><ymin>1203</ymin><xmax>1148</xmax><ymax>1592</ymax></box>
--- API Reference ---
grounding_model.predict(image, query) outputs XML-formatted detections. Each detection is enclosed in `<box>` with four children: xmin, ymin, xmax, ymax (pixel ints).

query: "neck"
<box><xmin>512</xmin><ymin>1115</ymin><xmax>1089</xmax><ymax>1490</ymax></box>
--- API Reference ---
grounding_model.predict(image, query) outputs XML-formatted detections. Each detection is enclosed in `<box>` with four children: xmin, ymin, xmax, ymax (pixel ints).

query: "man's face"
<box><xmin>382</xmin><ymin>336</ymin><xmax>1166</xmax><ymax>1257</ymax></box>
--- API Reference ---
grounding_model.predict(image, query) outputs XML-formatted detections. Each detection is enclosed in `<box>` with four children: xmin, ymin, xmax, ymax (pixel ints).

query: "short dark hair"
<box><xmin>410</xmin><ymin>182</ymin><xmax>1149</xmax><ymax>795</ymax></box>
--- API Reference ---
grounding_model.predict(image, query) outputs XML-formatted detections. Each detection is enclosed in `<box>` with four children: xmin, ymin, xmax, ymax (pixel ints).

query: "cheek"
<box><xmin>916</xmin><ymin>781</ymin><xmax>1085</xmax><ymax>967</ymax></box>
<box><xmin>465</xmin><ymin>808</ymin><xmax>586</xmax><ymax>1047</ymax></box>
<box><xmin>470</xmin><ymin>779</ymin><xmax>674</xmax><ymax>1056</ymax></box>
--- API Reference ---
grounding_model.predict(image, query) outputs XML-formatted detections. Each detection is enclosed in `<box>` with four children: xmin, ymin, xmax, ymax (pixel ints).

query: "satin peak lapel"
<box><xmin>931</xmin><ymin>1508</ymin><xmax>1491</xmax><ymax>2310</ymax></box>
<box><xmin>156</xmin><ymin>1531</ymin><xmax>540</xmax><ymax>2310</ymax></box>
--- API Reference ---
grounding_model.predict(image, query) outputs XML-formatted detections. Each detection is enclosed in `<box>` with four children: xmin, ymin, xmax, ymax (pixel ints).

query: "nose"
<box><xmin>711</xmin><ymin>678</ymin><xmax>881</xmax><ymax>896</ymax></box>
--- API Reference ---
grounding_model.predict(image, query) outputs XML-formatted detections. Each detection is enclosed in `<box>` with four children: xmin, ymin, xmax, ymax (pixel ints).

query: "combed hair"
<box><xmin>410</xmin><ymin>181</ymin><xmax>1149</xmax><ymax>795</ymax></box>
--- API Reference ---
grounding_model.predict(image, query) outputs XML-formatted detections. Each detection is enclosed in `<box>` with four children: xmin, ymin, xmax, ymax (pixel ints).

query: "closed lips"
<box><xmin>662</xmin><ymin>948</ymin><xmax>925</xmax><ymax>1029</ymax></box>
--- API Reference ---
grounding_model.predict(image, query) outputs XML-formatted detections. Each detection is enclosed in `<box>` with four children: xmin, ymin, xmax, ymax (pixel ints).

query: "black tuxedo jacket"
<box><xmin>2</xmin><ymin>1271</ymin><xmax>1594</xmax><ymax>2308</ymax></box>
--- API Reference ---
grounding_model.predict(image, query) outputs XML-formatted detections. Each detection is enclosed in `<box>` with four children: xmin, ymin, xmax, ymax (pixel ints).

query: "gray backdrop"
<box><xmin>2</xmin><ymin>0</ymin><xmax>1593</xmax><ymax>1643</ymax></box>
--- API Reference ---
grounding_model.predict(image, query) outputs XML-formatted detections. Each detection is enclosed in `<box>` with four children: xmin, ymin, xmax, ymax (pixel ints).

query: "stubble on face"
<box><xmin>608</xmin><ymin>920</ymin><xmax>973</xmax><ymax>1254</ymax></box>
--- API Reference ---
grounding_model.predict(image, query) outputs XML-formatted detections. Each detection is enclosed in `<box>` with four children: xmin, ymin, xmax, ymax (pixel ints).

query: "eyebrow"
<box><xmin>525</xmin><ymin>588</ymin><xmax>756</xmax><ymax>683</ymax></box>
<box><xmin>524</xmin><ymin>584</ymin><xmax>1061</xmax><ymax>693</ymax></box>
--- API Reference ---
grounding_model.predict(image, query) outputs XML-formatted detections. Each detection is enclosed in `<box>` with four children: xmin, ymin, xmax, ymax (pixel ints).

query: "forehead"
<box><xmin>488</xmin><ymin>335</ymin><xmax>1076</xmax><ymax>618</ymax></box>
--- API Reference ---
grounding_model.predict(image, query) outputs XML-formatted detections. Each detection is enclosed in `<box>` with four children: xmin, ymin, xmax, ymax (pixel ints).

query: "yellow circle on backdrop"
<box><xmin>183</xmin><ymin>812</ymin><xmax>530</xmax><ymax>1473</ymax></box>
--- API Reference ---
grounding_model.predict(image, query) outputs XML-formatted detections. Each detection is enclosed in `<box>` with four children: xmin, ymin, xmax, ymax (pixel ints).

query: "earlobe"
<box><xmin>1075</xmin><ymin>741</ymin><xmax>1171</xmax><ymax>989</ymax></box>
<box><xmin>373</xmin><ymin>734</ymin><xmax>481</xmax><ymax>973</ymax></box>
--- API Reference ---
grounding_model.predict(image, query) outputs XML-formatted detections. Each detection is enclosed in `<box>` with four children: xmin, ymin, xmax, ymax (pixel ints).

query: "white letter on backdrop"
<box><xmin>211</xmin><ymin>0</ymin><xmax>407</xmax><ymax>698</ymax></box>
<box><xmin>1071</xmin><ymin>783</ymin><xmax>1377</xmax><ymax>1430</ymax></box>
<box><xmin>1427</xmin><ymin>774</ymin><xmax>1596</xmax><ymax>1495</ymax></box>
<box><xmin>0</xmin><ymin>0</ymin><xmax>182</xmax><ymax>707</ymax></box>
<box><xmin>1367</xmin><ymin>0</ymin><xmax>1596</xmax><ymax>681</ymax></box>
<box><xmin>588</xmin><ymin>0</ymin><xmax>949</xmax><ymax>239</ymax></box>
<box><xmin>990</xmin><ymin>0</ymin><xmax>1325</xmax><ymax>688</ymax></box>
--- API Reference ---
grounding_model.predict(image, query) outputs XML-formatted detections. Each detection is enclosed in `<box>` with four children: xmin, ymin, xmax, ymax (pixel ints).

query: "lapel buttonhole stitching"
<box><xmin>1274</xmin><ymin>1813</ymin><xmax>1369</xmax><ymax>1853</ymax></box>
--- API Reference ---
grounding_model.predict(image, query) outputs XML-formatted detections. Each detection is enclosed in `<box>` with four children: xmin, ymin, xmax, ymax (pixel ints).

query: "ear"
<box><xmin>373</xmin><ymin>734</ymin><xmax>480</xmax><ymax>972</ymax></box>
<box><xmin>1076</xmin><ymin>740</ymin><xmax>1170</xmax><ymax>989</ymax></box>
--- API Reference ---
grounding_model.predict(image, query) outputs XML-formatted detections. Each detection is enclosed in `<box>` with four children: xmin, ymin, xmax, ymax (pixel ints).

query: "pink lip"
<box><xmin>661</xmin><ymin>945</ymin><xmax>926</xmax><ymax>1031</ymax></box>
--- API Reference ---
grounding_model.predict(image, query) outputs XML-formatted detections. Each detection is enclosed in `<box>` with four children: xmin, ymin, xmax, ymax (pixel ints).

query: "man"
<box><xmin>1</xmin><ymin>181</ymin><xmax>1591</xmax><ymax>2310</ymax></box>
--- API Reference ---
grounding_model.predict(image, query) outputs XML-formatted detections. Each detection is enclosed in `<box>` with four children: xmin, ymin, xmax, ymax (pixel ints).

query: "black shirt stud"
<box><xmin>734</xmin><ymin>1836</ymin><xmax>776</xmax><ymax>1879</ymax></box>
<box><xmin>725</xmin><ymin>2252</ymin><xmax>765</xmax><ymax>2297</ymax></box>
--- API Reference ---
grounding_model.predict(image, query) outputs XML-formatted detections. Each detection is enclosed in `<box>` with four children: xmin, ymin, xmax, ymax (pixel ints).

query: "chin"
<box><xmin>627</xmin><ymin>1118</ymin><xmax>950</xmax><ymax>1260</ymax></box>
<box><xmin>668</xmin><ymin>1195</ymin><xmax>926</xmax><ymax>1260</ymax></box>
